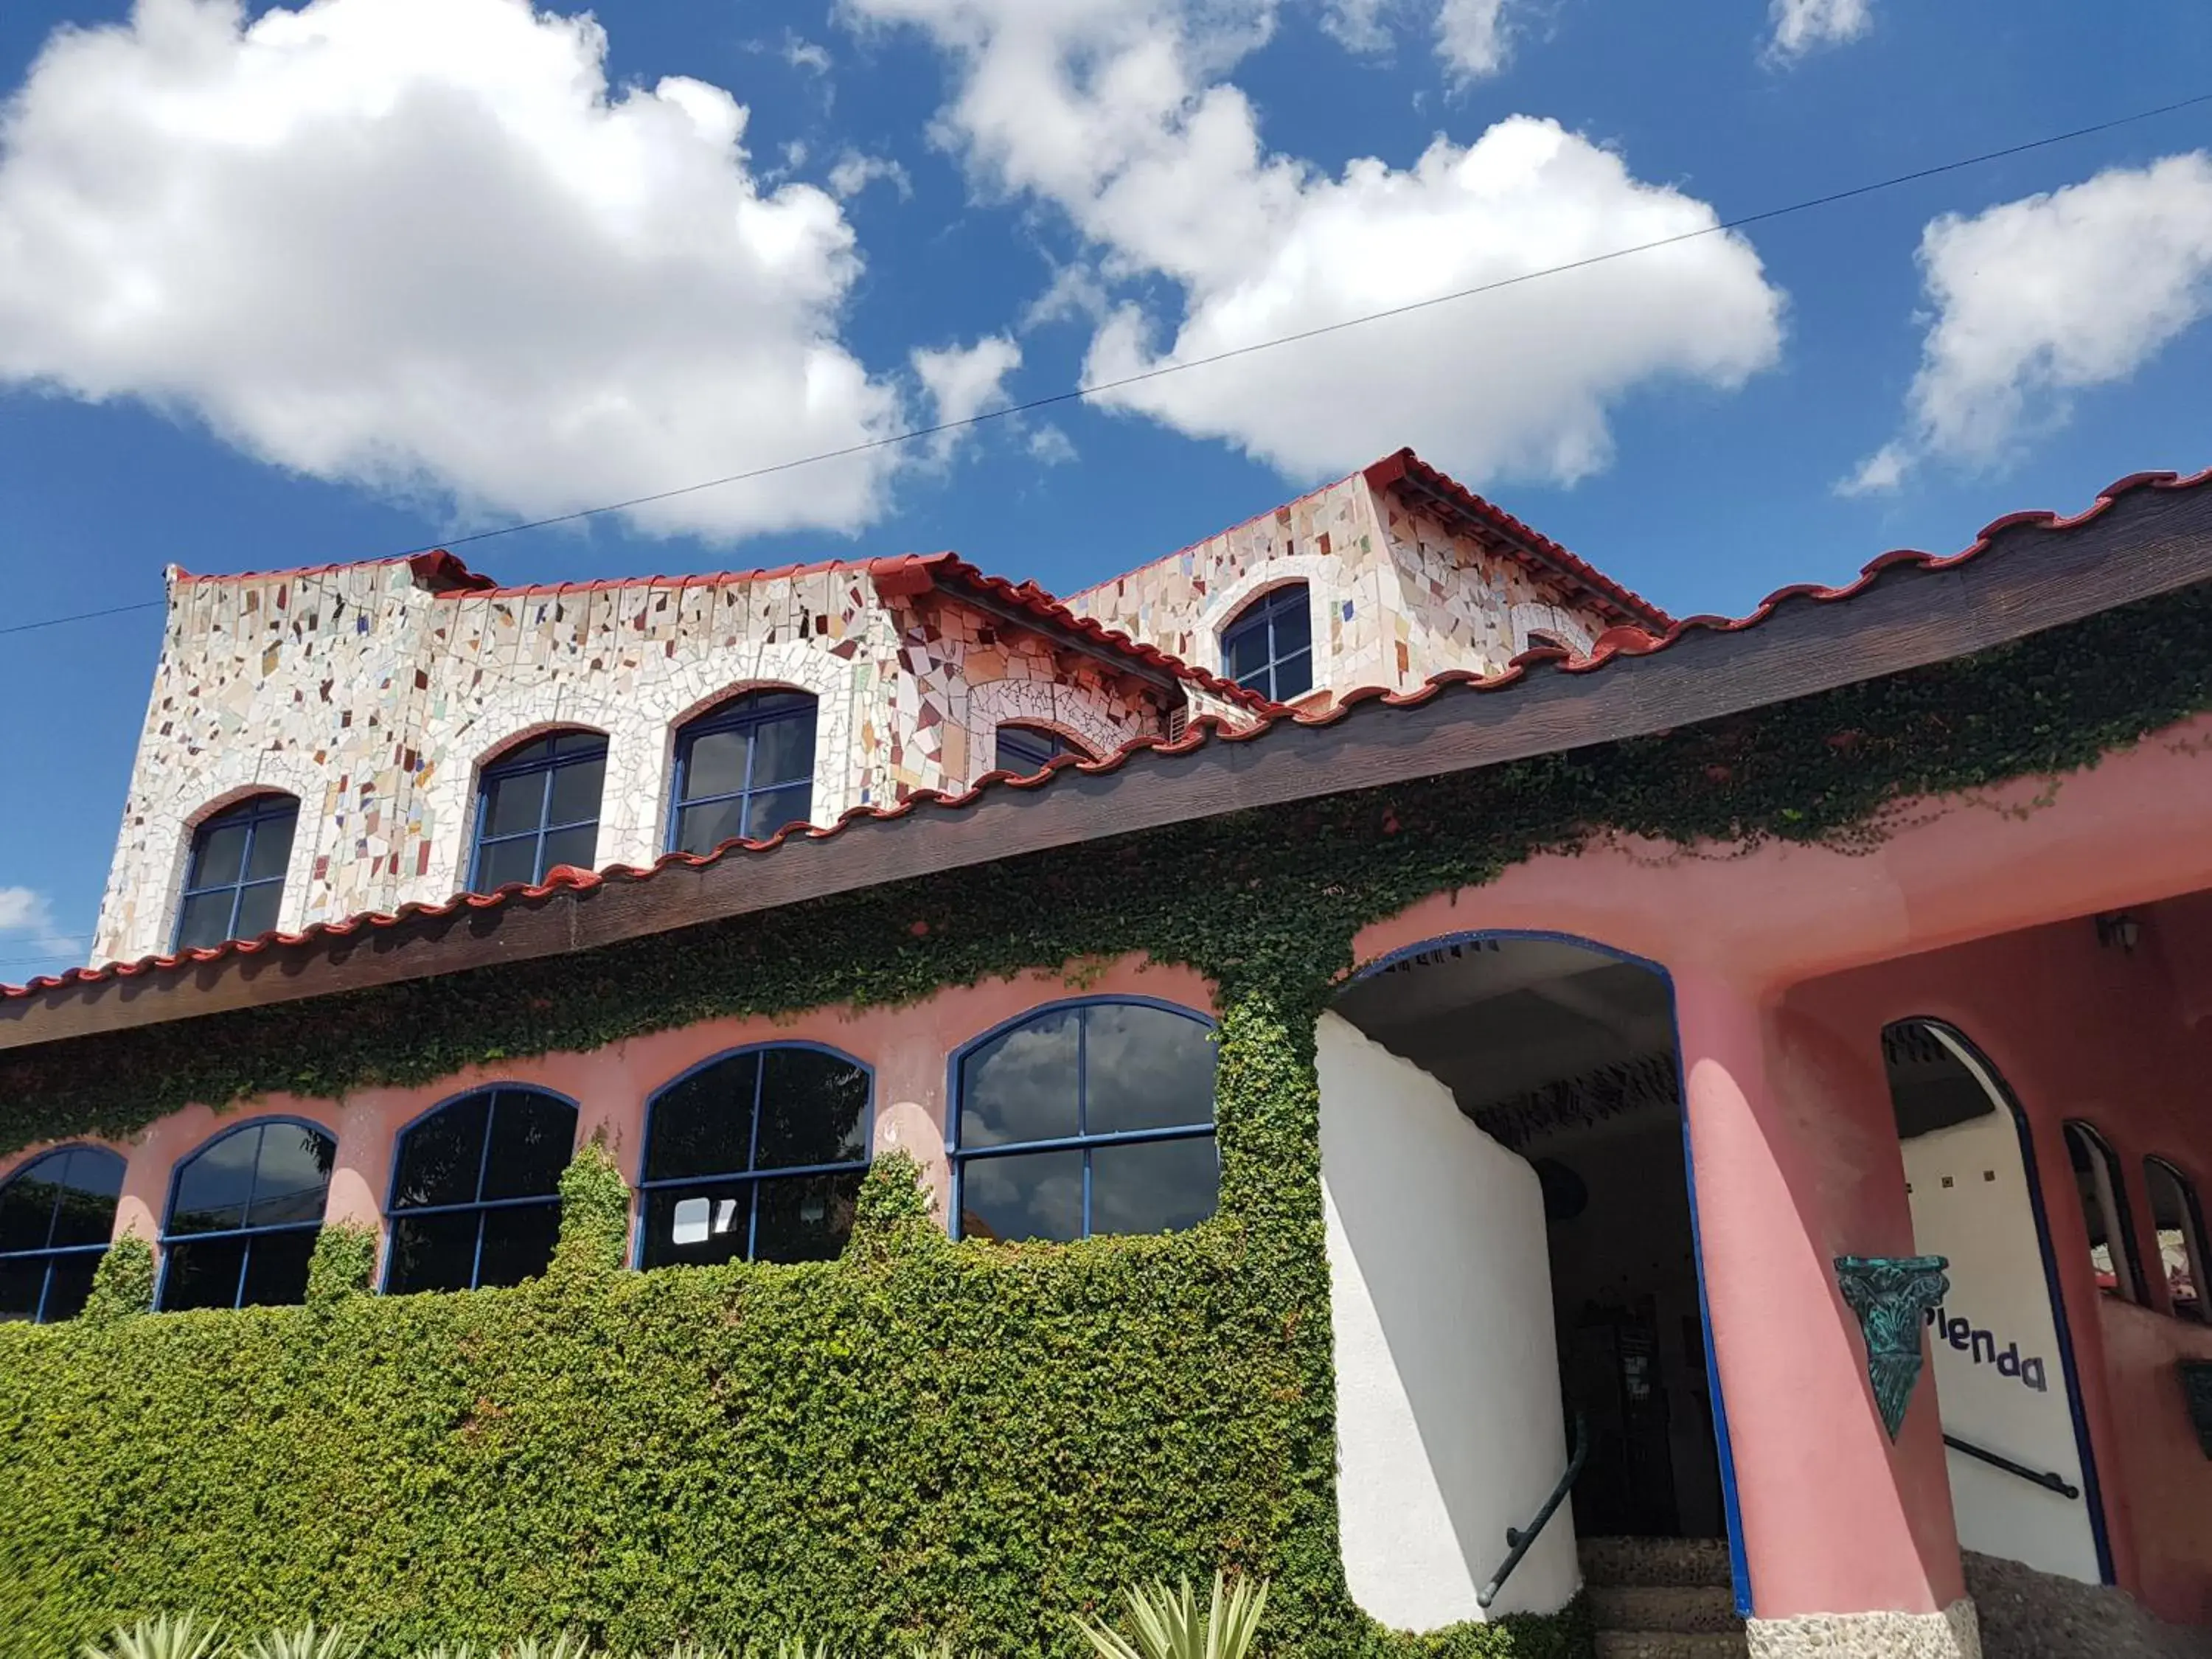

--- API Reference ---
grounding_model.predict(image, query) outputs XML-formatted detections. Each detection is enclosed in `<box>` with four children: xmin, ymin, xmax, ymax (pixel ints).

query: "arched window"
<box><xmin>0</xmin><ymin>1146</ymin><xmax>125</xmax><ymax>1324</ymax></box>
<box><xmin>175</xmin><ymin>793</ymin><xmax>299</xmax><ymax>950</ymax></box>
<box><xmin>669</xmin><ymin>691</ymin><xmax>817</xmax><ymax>856</ymax></box>
<box><xmin>471</xmin><ymin>731</ymin><xmax>608</xmax><ymax>891</ymax></box>
<box><xmin>953</xmin><ymin>1000</ymin><xmax>1218</xmax><ymax>1243</ymax></box>
<box><xmin>640</xmin><ymin>1046</ymin><xmax>871</xmax><ymax>1267</ymax></box>
<box><xmin>993</xmin><ymin>724</ymin><xmax>1092</xmax><ymax>778</ymax></box>
<box><xmin>1525</xmin><ymin>629</ymin><xmax>1570</xmax><ymax>654</ymax></box>
<box><xmin>386</xmin><ymin>1088</ymin><xmax>578</xmax><ymax>1293</ymax></box>
<box><xmin>1220</xmin><ymin>584</ymin><xmax>1312</xmax><ymax>703</ymax></box>
<box><xmin>159</xmin><ymin>1120</ymin><xmax>335</xmax><ymax>1312</ymax></box>
<box><xmin>2063</xmin><ymin>1121</ymin><xmax>2144</xmax><ymax>1303</ymax></box>
<box><xmin>2144</xmin><ymin>1157</ymin><xmax>2206</xmax><ymax>1322</ymax></box>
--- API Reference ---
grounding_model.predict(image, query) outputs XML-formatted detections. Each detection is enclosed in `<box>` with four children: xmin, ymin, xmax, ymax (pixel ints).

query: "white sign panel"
<box><xmin>1900</xmin><ymin>1034</ymin><xmax>2101</xmax><ymax>1584</ymax></box>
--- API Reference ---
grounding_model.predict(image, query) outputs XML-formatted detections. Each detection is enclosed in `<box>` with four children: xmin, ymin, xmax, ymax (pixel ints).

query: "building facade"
<box><xmin>6</xmin><ymin>458</ymin><xmax>2212</xmax><ymax>1659</ymax></box>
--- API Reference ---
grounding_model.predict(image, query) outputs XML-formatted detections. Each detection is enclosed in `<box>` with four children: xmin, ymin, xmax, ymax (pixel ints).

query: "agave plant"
<box><xmin>79</xmin><ymin>1614</ymin><xmax>227</xmax><ymax>1659</ymax></box>
<box><xmin>406</xmin><ymin>1647</ymin><xmax>477</xmax><ymax>1659</ymax></box>
<box><xmin>504</xmin><ymin>1638</ymin><xmax>599</xmax><ymax>1659</ymax></box>
<box><xmin>1074</xmin><ymin>1575</ymin><xmax>1268</xmax><ymax>1659</ymax></box>
<box><xmin>240</xmin><ymin>1625</ymin><xmax>366</xmax><ymax>1659</ymax></box>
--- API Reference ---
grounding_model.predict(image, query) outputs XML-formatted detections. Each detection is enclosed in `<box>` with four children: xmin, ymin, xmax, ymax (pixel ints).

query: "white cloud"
<box><xmin>851</xmin><ymin>0</ymin><xmax>1783</xmax><ymax>483</ymax></box>
<box><xmin>0</xmin><ymin>0</ymin><xmax>919</xmax><ymax>541</ymax></box>
<box><xmin>784</xmin><ymin>33</ymin><xmax>835</xmax><ymax>74</ymax></box>
<box><xmin>1435</xmin><ymin>0</ymin><xmax>1512</xmax><ymax>79</ymax></box>
<box><xmin>828</xmin><ymin>149</ymin><xmax>914</xmax><ymax>200</ymax></box>
<box><xmin>1847</xmin><ymin>153</ymin><xmax>2212</xmax><ymax>492</ymax></box>
<box><xmin>911</xmin><ymin>333</ymin><xmax>1021</xmax><ymax>459</ymax></box>
<box><xmin>1323</xmin><ymin>0</ymin><xmax>1516</xmax><ymax>78</ymax></box>
<box><xmin>1767</xmin><ymin>0</ymin><xmax>1872</xmax><ymax>60</ymax></box>
<box><xmin>0</xmin><ymin>887</ymin><xmax>78</xmax><ymax>957</ymax></box>
<box><xmin>1027</xmin><ymin>422</ymin><xmax>1077</xmax><ymax>464</ymax></box>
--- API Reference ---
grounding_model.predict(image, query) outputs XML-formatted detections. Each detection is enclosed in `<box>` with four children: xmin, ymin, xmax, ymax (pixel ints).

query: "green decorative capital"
<box><xmin>1835</xmin><ymin>1253</ymin><xmax>1950</xmax><ymax>1442</ymax></box>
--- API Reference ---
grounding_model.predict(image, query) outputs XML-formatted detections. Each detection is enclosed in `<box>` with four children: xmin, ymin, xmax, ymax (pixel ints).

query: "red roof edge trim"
<box><xmin>15</xmin><ymin>464</ymin><xmax>2205</xmax><ymax>1004</ymax></box>
<box><xmin>1366</xmin><ymin>449</ymin><xmax>1677</xmax><ymax>633</ymax></box>
<box><xmin>406</xmin><ymin>550</ymin><xmax>498</xmax><ymax>594</ymax></box>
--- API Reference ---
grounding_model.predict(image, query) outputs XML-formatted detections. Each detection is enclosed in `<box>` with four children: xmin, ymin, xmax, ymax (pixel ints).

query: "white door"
<box><xmin>1898</xmin><ymin>1026</ymin><xmax>2102</xmax><ymax>1584</ymax></box>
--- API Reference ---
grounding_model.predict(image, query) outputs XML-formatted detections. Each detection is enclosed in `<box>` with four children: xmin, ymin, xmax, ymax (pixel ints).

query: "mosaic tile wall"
<box><xmin>1066</xmin><ymin>473</ymin><xmax>1605</xmax><ymax>706</ymax></box>
<box><xmin>92</xmin><ymin>561</ymin><xmax>1172</xmax><ymax>965</ymax></box>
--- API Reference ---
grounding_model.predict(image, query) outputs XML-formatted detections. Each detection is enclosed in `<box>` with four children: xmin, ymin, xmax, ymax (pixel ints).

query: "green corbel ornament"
<box><xmin>1835</xmin><ymin>1253</ymin><xmax>1951</xmax><ymax>1442</ymax></box>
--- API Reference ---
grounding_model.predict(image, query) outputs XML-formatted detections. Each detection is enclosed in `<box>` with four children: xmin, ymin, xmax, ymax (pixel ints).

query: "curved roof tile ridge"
<box><xmin>10</xmin><ymin>462</ymin><xmax>2208</xmax><ymax>1001</ymax></box>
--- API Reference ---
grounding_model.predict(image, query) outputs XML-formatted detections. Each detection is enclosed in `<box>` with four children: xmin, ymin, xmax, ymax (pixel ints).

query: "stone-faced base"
<box><xmin>1745</xmin><ymin>1599</ymin><xmax>1981</xmax><ymax>1659</ymax></box>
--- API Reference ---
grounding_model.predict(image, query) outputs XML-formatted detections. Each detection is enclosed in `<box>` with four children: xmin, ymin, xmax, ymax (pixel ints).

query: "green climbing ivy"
<box><xmin>2</xmin><ymin>589</ymin><xmax>2209</xmax><ymax>1658</ymax></box>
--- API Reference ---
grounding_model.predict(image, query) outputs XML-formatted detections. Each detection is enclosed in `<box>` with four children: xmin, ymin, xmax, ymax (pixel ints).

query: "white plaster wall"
<box><xmin>1317</xmin><ymin>1011</ymin><xmax>1579</xmax><ymax>1628</ymax></box>
<box><xmin>1902</xmin><ymin>1032</ymin><xmax>2101</xmax><ymax>1585</ymax></box>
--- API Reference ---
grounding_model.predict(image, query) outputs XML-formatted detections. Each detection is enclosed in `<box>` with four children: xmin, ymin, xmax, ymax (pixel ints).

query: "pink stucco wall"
<box><xmin>4</xmin><ymin>958</ymin><xmax>1217</xmax><ymax>1276</ymax></box>
<box><xmin>1787</xmin><ymin>911</ymin><xmax>2212</xmax><ymax>1623</ymax></box>
<box><xmin>17</xmin><ymin>709</ymin><xmax>2212</xmax><ymax>1628</ymax></box>
<box><xmin>1345</xmin><ymin>712</ymin><xmax>2212</xmax><ymax>1623</ymax></box>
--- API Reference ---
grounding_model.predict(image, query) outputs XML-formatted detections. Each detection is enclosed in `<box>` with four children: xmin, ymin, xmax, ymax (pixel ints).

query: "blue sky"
<box><xmin>2</xmin><ymin>0</ymin><xmax>2210</xmax><ymax>981</ymax></box>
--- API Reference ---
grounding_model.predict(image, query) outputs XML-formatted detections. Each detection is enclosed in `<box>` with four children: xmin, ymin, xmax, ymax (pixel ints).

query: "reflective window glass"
<box><xmin>175</xmin><ymin>795</ymin><xmax>298</xmax><ymax>951</ymax></box>
<box><xmin>669</xmin><ymin>692</ymin><xmax>817</xmax><ymax>858</ymax></box>
<box><xmin>639</xmin><ymin>1046</ymin><xmax>872</xmax><ymax>1269</ymax></box>
<box><xmin>2145</xmin><ymin>1158</ymin><xmax>2207</xmax><ymax>1322</ymax></box>
<box><xmin>993</xmin><ymin>726</ymin><xmax>1089</xmax><ymax>778</ymax></box>
<box><xmin>386</xmin><ymin>1088</ymin><xmax>577</xmax><ymax>1293</ymax></box>
<box><xmin>159</xmin><ymin>1122</ymin><xmax>335</xmax><ymax>1312</ymax></box>
<box><xmin>0</xmin><ymin>1147</ymin><xmax>125</xmax><ymax>1324</ymax></box>
<box><xmin>1220</xmin><ymin>585</ymin><xmax>1314</xmax><ymax>703</ymax></box>
<box><xmin>470</xmin><ymin>731</ymin><xmax>608</xmax><ymax>892</ymax></box>
<box><xmin>2065</xmin><ymin>1121</ymin><xmax>2145</xmax><ymax>1303</ymax></box>
<box><xmin>952</xmin><ymin>1002</ymin><xmax>1217</xmax><ymax>1243</ymax></box>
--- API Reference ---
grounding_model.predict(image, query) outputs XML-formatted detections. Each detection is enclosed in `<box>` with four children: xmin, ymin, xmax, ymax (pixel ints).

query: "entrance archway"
<box><xmin>1322</xmin><ymin>931</ymin><xmax>1740</xmax><ymax>1629</ymax></box>
<box><xmin>1880</xmin><ymin>1019</ymin><xmax>2112</xmax><ymax>1585</ymax></box>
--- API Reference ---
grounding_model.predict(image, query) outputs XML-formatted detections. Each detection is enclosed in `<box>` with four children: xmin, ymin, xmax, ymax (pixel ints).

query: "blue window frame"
<box><xmin>2065</xmin><ymin>1120</ymin><xmax>2146</xmax><ymax>1304</ymax></box>
<box><xmin>470</xmin><ymin>731</ymin><xmax>609</xmax><ymax>892</ymax></box>
<box><xmin>386</xmin><ymin>1088</ymin><xmax>578</xmax><ymax>1293</ymax></box>
<box><xmin>174</xmin><ymin>793</ymin><xmax>299</xmax><ymax>950</ymax></box>
<box><xmin>639</xmin><ymin>1045</ymin><xmax>872</xmax><ymax>1268</ymax></box>
<box><xmin>993</xmin><ymin>724</ymin><xmax>1091</xmax><ymax>777</ymax></box>
<box><xmin>1220</xmin><ymin>584</ymin><xmax>1312</xmax><ymax>703</ymax></box>
<box><xmin>0</xmin><ymin>1146</ymin><xmax>125</xmax><ymax>1324</ymax></box>
<box><xmin>951</xmin><ymin>999</ymin><xmax>1219</xmax><ymax>1243</ymax></box>
<box><xmin>158</xmin><ymin>1119</ymin><xmax>335</xmax><ymax>1312</ymax></box>
<box><xmin>668</xmin><ymin>691</ymin><xmax>817</xmax><ymax>857</ymax></box>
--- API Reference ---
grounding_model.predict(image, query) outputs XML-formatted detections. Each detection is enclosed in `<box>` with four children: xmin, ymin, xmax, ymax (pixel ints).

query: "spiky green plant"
<box><xmin>1074</xmin><ymin>1576</ymin><xmax>1268</xmax><ymax>1659</ymax></box>
<box><xmin>504</xmin><ymin>1638</ymin><xmax>598</xmax><ymax>1659</ymax></box>
<box><xmin>406</xmin><ymin>1647</ymin><xmax>476</xmax><ymax>1659</ymax></box>
<box><xmin>240</xmin><ymin>1624</ymin><xmax>366</xmax><ymax>1659</ymax></box>
<box><xmin>78</xmin><ymin>1614</ymin><xmax>226</xmax><ymax>1659</ymax></box>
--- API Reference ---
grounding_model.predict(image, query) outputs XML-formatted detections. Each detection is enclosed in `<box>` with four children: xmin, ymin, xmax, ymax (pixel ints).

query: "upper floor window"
<box><xmin>953</xmin><ymin>1000</ymin><xmax>1218</xmax><ymax>1244</ymax></box>
<box><xmin>994</xmin><ymin>725</ymin><xmax>1091</xmax><ymax>778</ymax></box>
<box><xmin>159</xmin><ymin>1119</ymin><xmax>334</xmax><ymax>1312</ymax></box>
<box><xmin>0</xmin><ymin>1146</ymin><xmax>125</xmax><ymax>1324</ymax></box>
<box><xmin>2064</xmin><ymin>1120</ymin><xmax>2145</xmax><ymax>1303</ymax></box>
<box><xmin>640</xmin><ymin>1046</ymin><xmax>872</xmax><ymax>1267</ymax></box>
<box><xmin>175</xmin><ymin>793</ymin><xmax>298</xmax><ymax>950</ymax></box>
<box><xmin>471</xmin><ymin>731</ymin><xmax>608</xmax><ymax>891</ymax></box>
<box><xmin>669</xmin><ymin>691</ymin><xmax>817</xmax><ymax>857</ymax></box>
<box><xmin>1221</xmin><ymin>584</ymin><xmax>1312</xmax><ymax>703</ymax></box>
<box><xmin>386</xmin><ymin>1088</ymin><xmax>577</xmax><ymax>1293</ymax></box>
<box><xmin>2144</xmin><ymin>1157</ymin><xmax>2206</xmax><ymax>1322</ymax></box>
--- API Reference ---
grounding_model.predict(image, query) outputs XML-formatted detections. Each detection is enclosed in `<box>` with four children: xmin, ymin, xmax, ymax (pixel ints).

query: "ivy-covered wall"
<box><xmin>5</xmin><ymin>588</ymin><xmax>2212</xmax><ymax>1657</ymax></box>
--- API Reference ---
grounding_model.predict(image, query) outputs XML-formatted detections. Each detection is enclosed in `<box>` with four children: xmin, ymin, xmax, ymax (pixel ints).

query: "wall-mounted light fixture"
<box><xmin>2096</xmin><ymin>911</ymin><xmax>2142</xmax><ymax>954</ymax></box>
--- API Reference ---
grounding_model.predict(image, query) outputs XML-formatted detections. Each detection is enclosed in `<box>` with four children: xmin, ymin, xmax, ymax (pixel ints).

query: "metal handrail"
<box><xmin>1943</xmin><ymin>1433</ymin><xmax>2080</xmax><ymax>1500</ymax></box>
<box><xmin>1477</xmin><ymin>1408</ymin><xmax>1587</xmax><ymax>1610</ymax></box>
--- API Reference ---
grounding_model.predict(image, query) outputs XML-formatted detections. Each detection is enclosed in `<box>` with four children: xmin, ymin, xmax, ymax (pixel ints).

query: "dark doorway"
<box><xmin>1333</xmin><ymin>935</ymin><xmax>1725</xmax><ymax>1540</ymax></box>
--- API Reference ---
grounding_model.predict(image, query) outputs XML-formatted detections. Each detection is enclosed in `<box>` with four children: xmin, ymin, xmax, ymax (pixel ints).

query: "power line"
<box><xmin>5</xmin><ymin>86</ymin><xmax>2208</xmax><ymax>644</ymax></box>
<box><xmin>2</xmin><ymin>597</ymin><xmax>165</xmax><ymax>638</ymax></box>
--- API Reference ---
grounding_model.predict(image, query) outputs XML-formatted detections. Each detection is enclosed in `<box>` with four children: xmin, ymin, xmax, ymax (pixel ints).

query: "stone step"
<box><xmin>1589</xmin><ymin>1585</ymin><xmax>1743</xmax><ymax>1636</ymax></box>
<box><xmin>1579</xmin><ymin>1536</ymin><xmax>1736</xmax><ymax>1590</ymax></box>
<box><xmin>1593</xmin><ymin>1633</ymin><xmax>1749</xmax><ymax>1659</ymax></box>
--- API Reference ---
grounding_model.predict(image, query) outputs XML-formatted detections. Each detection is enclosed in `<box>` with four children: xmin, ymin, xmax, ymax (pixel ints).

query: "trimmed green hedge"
<box><xmin>6</xmin><ymin>588</ymin><xmax>2212</xmax><ymax>1656</ymax></box>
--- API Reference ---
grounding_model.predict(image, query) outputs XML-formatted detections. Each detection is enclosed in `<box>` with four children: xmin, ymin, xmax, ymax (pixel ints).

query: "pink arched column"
<box><xmin>1674</xmin><ymin>967</ymin><xmax>1973</xmax><ymax>1643</ymax></box>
